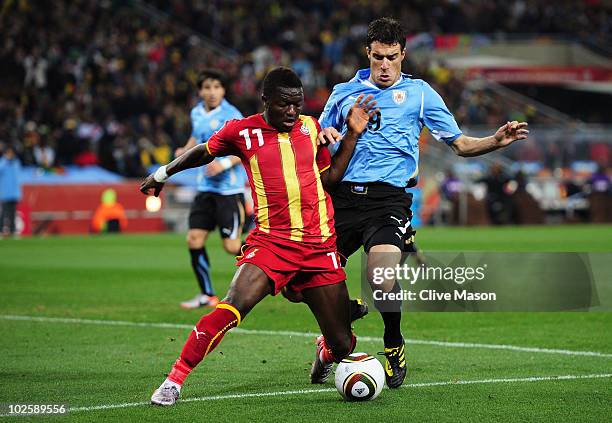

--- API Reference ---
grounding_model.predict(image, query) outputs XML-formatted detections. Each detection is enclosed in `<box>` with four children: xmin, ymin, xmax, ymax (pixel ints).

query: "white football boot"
<box><xmin>180</xmin><ymin>293</ymin><xmax>219</xmax><ymax>309</ymax></box>
<box><xmin>151</xmin><ymin>381</ymin><xmax>180</xmax><ymax>406</ymax></box>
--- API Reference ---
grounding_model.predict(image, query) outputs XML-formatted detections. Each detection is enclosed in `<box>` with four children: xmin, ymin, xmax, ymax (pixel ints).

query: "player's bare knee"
<box><xmin>222</xmin><ymin>239</ymin><xmax>241</xmax><ymax>255</ymax></box>
<box><xmin>187</xmin><ymin>231</ymin><xmax>206</xmax><ymax>249</ymax></box>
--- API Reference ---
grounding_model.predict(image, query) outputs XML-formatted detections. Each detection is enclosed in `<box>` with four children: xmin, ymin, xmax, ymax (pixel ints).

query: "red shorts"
<box><xmin>236</xmin><ymin>231</ymin><xmax>346</xmax><ymax>295</ymax></box>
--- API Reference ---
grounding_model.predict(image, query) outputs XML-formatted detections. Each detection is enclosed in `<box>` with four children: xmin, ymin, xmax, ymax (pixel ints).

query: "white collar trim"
<box><xmin>198</xmin><ymin>102</ymin><xmax>223</xmax><ymax>117</ymax></box>
<box><xmin>360</xmin><ymin>76</ymin><xmax>403</xmax><ymax>90</ymax></box>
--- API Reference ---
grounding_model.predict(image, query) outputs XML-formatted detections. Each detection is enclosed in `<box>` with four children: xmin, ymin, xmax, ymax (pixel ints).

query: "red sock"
<box><xmin>319</xmin><ymin>334</ymin><xmax>357</xmax><ymax>364</ymax></box>
<box><xmin>167</xmin><ymin>302</ymin><xmax>241</xmax><ymax>385</ymax></box>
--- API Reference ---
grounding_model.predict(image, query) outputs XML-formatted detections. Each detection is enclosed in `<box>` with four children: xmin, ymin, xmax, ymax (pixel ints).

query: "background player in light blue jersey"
<box><xmin>175</xmin><ymin>70</ymin><xmax>247</xmax><ymax>309</ymax></box>
<box><xmin>0</xmin><ymin>144</ymin><xmax>22</xmax><ymax>238</ymax></box>
<box><xmin>317</xmin><ymin>18</ymin><xmax>529</xmax><ymax>388</ymax></box>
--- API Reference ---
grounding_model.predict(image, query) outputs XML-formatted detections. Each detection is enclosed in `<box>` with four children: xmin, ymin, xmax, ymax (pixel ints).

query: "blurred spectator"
<box><xmin>563</xmin><ymin>171</ymin><xmax>585</xmax><ymax>198</ymax></box>
<box><xmin>586</xmin><ymin>164</ymin><xmax>611</xmax><ymax>195</ymax></box>
<box><xmin>0</xmin><ymin>145</ymin><xmax>22</xmax><ymax>237</ymax></box>
<box><xmin>479</xmin><ymin>163</ymin><xmax>513</xmax><ymax>225</ymax></box>
<box><xmin>23</xmin><ymin>48</ymin><xmax>48</xmax><ymax>89</ymax></box>
<box><xmin>586</xmin><ymin>164</ymin><xmax>612</xmax><ymax>222</ymax></box>
<box><xmin>441</xmin><ymin>170</ymin><xmax>463</xmax><ymax>201</ymax></box>
<box><xmin>139</xmin><ymin>134</ymin><xmax>172</xmax><ymax>168</ymax></box>
<box><xmin>510</xmin><ymin>171</ymin><xmax>544</xmax><ymax>224</ymax></box>
<box><xmin>32</xmin><ymin>137</ymin><xmax>56</xmax><ymax>170</ymax></box>
<box><xmin>74</xmin><ymin>141</ymin><xmax>99</xmax><ymax>167</ymax></box>
<box><xmin>112</xmin><ymin>136</ymin><xmax>144</xmax><ymax>178</ymax></box>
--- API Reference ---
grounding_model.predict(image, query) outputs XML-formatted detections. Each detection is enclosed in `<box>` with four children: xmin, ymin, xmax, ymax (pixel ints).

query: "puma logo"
<box><xmin>193</xmin><ymin>326</ymin><xmax>207</xmax><ymax>340</ymax></box>
<box><xmin>398</xmin><ymin>220</ymin><xmax>411</xmax><ymax>235</ymax></box>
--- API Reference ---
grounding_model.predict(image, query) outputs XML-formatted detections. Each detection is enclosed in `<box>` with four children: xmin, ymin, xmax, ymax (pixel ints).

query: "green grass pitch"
<box><xmin>0</xmin><ymin>225</ymin><xmax>611</xmax><ymax>422</ymax></box>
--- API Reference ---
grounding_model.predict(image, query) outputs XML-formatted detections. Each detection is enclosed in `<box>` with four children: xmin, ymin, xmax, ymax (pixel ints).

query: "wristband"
<box><xmin>153</xmin><ymin>165</ymin><xmax>169</xmax><ymax>183</ymax></box>
<box><xmin>218</xmin><ymin>158</ymin><xmax>232</xmax><ymax>171</ymax></box>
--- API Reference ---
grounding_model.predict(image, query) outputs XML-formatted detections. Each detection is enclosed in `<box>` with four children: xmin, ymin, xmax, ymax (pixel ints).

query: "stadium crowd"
<box><xmin>0</xmin><ymin>0</ymin><xmax>610</xmax><ymax>176</ymax></box>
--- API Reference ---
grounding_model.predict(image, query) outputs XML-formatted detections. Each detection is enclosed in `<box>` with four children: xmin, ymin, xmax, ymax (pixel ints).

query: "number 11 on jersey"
<box><xmin>239</xmin><ymin>128</ymin><xmax>264</xmax><ymax>150</ymax></box>
<box><xmin>327</xmin><ymin>252</ymin><xmax>339</xmax><ymax>269</ymax></box>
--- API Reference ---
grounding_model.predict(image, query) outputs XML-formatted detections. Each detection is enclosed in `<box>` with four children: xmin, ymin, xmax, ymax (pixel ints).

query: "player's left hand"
<box><xmin>494</xmin><ymin>121</ymin><xmax>529</xmax><ymax>147</ymax></box>
<box><xmin>140</xmin><ymin>174</ymin><xmax>164</xmax><ymax>197</ymax></box>
<box><xmin>317</xmin><ymin>127</ymin><xmax>343</xmax><ymax>146</ymax></box>
<box><xmin>346</xmin><ymin>94</ymin><xmax>379</xmax><ymax>136</ymax></box>
<box><xmin>205</xmin><ymin>161</ymin><xmax>224</xmax><ymax>176</ymax></box>
<box><xmin>281</xmin><ymin>286</ymin><xmax>304</xmax><ymax>303</ymax></box>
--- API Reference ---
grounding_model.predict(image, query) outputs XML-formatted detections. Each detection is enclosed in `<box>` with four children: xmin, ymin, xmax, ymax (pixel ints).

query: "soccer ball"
<box><xmin>335</xmin><ymin>353</ymin><xmax>385</xmax><ymax>401</ymax></box>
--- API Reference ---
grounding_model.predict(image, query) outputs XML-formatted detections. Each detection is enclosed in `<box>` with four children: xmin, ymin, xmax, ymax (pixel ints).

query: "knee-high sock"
<box><xmin>168</xmin><ymin>303</ymin><xmax>241</xmax><ymax>385</ymax></box>
<box><xmin>381</xmin><ymin>312</ymin><xmax>403</xmax><ymax>347</ymax></box>
<box><xmin>319</xmin><ymin>334</ymin><xmax>357</xmax><ymax>364</ymax></box>
<box><xmin>190</xmin><ymin>247</ymin><xmax>214</xmax><ymax>296</ymax></box>
<box><xmin>374</xmin><ymin>283</ymin><xmax>403</xmax><ymax>347</ymax></box>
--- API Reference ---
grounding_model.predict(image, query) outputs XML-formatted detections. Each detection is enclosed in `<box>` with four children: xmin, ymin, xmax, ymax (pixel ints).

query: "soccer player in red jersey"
<box><xmin>141</xmin><ymin>67</ymin><xmax>379</xmax><ymax>406</ymax></box>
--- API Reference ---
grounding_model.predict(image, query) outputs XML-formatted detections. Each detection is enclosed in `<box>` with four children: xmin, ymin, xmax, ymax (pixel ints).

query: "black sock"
<box><xmin>375</xmin><ymin>282</ymin><xmax>403</xmax><ymax>347</ymax></box>
<box><xmin>381</xmin><ymin>312</ymin><xmax>403</xmax><ymax>347</ymax></box>
<box><xmin>189</xmin><ymin>247</ymin><xmax>214</xmax><ymax>296</ymax></box>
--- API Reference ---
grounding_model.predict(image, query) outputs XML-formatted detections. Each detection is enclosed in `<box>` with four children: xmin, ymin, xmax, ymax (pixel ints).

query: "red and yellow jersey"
<box><xmin>206</xmin><ymin>114</ymin><xmax>335</xmax><ymax>245</ymax></box>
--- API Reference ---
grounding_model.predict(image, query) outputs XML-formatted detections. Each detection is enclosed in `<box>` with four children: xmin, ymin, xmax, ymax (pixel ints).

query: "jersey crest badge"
<box><xmin>245</xmin><ymin>248</ymin><xmax>259</xmax><ymax>259</ymax></box>
<box><xmin>210</xmin><ymin>119</ymin><xmax>220</xmax><ymax>130</ymax></box>
<box><xmin>392</xmin><ymin>90</ymin><xmax>407</xmax><ymax>105</ymax></box>
<box><xmin>300</xmin><ymin>123</ymin><xmax>310</xmax><ymax>135</ymax></box>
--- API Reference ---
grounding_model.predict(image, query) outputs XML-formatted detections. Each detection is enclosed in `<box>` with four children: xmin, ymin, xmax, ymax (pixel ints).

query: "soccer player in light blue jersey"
<box><xmin>175</xmin><ymin>70</ymin><xmax>247</xmax><ymax>309</ymax></box>
<box><xmin>317</xmin><ymin>17</ymin><xmax>529</xmax><ymax>388</ymax></box>
<box><xmin>0</xmin><ymin>145</ymin><xmax>22</xmax><ymax>238</ymax></box>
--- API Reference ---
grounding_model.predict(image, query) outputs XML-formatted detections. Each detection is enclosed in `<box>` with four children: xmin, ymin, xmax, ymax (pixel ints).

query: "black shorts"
<box><xmin>331</xmin><ymin>182</ymin><xmax>415</xmax><ymax>261</ymax></box>
<box><xmin>189</xmin><ymin>192</ymin><xmax>245</xmax><ymax>239</ymax></box>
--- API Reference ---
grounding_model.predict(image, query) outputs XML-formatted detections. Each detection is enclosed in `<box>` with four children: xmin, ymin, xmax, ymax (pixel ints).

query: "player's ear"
<box><xmin>400</xmin><ymin>48</ymin><xmax>406</xmax><ymax>60</ymax></box>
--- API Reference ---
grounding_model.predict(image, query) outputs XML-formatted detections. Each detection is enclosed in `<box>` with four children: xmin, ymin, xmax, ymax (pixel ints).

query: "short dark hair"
<box><xmin>366</xmin><ymin>17</ymin><xmax>406</xmax><ymax>50</ymax></box>
<box><xmin>262</xmin><ymin>67</ymin><xmax>302</xmax><ymax>99</ymax></box>
<box><xmin>196</xmin><ymin>69</ymin><xmax>226</xmax><ymax>89</ymax></box>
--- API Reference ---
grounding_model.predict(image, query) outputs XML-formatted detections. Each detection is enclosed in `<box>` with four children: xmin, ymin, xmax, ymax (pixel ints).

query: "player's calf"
<box><xmin>150</xmin><ymin>302</ymin><xmax>241</xmax><ymax>406</ymax></box>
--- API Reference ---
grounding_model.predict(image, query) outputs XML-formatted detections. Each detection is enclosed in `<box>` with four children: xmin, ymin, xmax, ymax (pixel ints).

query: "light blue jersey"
<box><xmin>0</xmin><ymin>156</ymin><xmax>21</xmax><ymax>201</ymax></box>
<box><xmin>320</xmin><ymin>69</ymin><xmax>462</xmax><ymax>188</ymax></box>
<box><xmin>191</xmin><ymin>99</ymin><xmax>246</xmax><ymax>194</ymax></box>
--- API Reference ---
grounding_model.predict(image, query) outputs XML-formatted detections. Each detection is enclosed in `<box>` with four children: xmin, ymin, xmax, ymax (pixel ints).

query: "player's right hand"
<box><xmin>317</xmin><ymin>127</ymin><xmax>343</xmax><ymax>146</ymax></box>
<box><xmin>140</xmin><ymin>174</ymin><xmax>165</xmax><ymax>197</ymax></box>
<box><xmin>346</xmin><ymin>94</ymin><xmax>378</xmax><ymax>135</ymax></box>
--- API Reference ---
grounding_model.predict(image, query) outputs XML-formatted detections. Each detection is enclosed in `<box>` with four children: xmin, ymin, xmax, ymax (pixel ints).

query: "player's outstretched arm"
<box><xmin>320</xmin><ymin>94</ymin><xmax>378</xmax><ymax>190</ymax></box>
<box><xmin>140</xmin><ymin>143</ymin><xmax>214</xmax><ymax>196</ymax></box>
<box><xmin>450</xmin><ymin>121</ymin><xmax>529</xmax><ymax>157</ymax></box>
